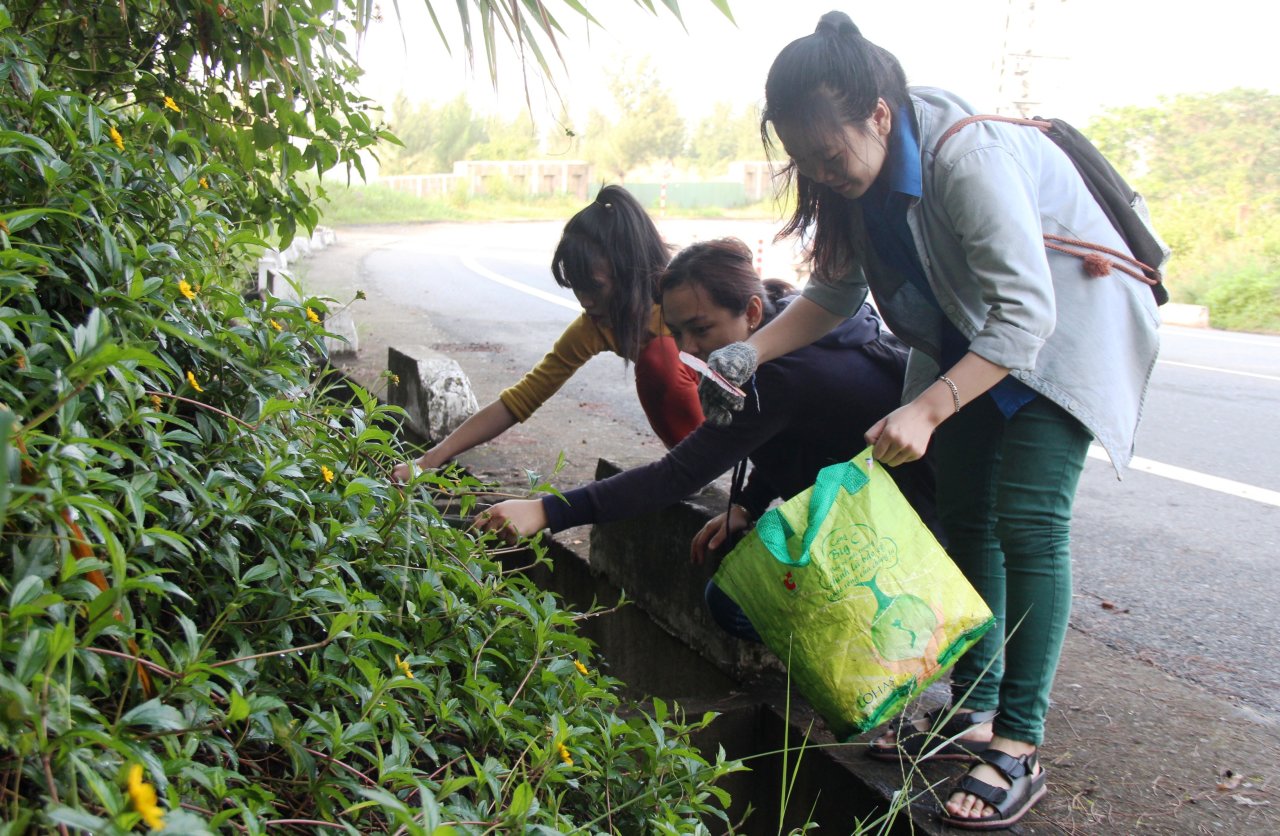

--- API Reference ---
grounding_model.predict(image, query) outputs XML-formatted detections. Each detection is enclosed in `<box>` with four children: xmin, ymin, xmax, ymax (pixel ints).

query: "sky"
<box><xmin>354</xmin><ymin>0</ymin><xmax>1278</xmax><ymax>136</ymax></box>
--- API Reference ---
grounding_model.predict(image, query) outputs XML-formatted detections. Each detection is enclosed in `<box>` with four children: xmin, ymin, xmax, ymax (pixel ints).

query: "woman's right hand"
<box><xmin>699</xmin><ymin>342</ymin><xmax>758</xmax><ymax>426</ymax></box>
<box><xmin>691</xmin><ymin>505</ymin><xmax>752</xmax><ymax>564</ymax></box>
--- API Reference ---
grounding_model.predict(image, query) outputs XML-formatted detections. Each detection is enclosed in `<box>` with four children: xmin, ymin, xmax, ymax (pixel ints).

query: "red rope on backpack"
<box><xmin>1043</xmin><ymin>234</ymin><xmax>1159</xmax><ymax>286</ymax></box>
<box><xmin>933</xmin><ymin>116</ymin><xmax>1160</xmax><ymax>289</ymax></box>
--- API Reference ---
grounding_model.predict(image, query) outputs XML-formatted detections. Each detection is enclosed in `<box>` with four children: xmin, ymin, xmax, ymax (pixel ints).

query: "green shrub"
<box><xmin>0</xmin><ymin>4</ymin><xmax>738</xmax><ymax>833</ymax></box>
<box><xmin>1198</xmin><ymin>263</ymin><xmax>1280</xmax><ymax>333</ymax></box>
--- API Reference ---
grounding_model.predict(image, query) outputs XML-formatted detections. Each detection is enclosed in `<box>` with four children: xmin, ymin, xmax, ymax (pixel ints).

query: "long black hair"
<box><xmin>761</xmin><ymin>11</ymin><xmax>909</xmax><ymax>284</ymax></box>
<box><xmin>658</xmin><ymin>238</ymin><xmax>796</xmax><ymax>327</ymax></box>
<box><xmin>551</xmin><ymin>184</ymin><xmax>670</xmax><ymax>363</ymax></box>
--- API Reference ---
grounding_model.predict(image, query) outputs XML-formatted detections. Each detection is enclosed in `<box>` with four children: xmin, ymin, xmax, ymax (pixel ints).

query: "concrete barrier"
<box><xmin>588</xmin><ymin>459</ymin><xmax>779</xmax><ymax>681</ymax></box>
<box><xmin>387</xmin><ymin>345</ymin><xmax>478</xmax><ymax>443</ymax></box>
<box><xmin>1162</xmin><ymin>302</ymin><xmax>1211</xmax><ymax>328</ymax></box>
<box><xmin>258</xmin><ymin>227</ymin><xmax>337</xmax><ymax>296</ymax></box>
<box><xmin>323</xmin><ymin>308</ymin><xmax>359</xmax><ymax>357</ymax></box>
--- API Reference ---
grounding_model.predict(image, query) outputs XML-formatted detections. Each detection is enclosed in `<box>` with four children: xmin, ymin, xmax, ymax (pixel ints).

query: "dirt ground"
<box><xmin>300</xmin><ymin>225</ymin><xmax>1280</xmax><ymax>835</ymax></box>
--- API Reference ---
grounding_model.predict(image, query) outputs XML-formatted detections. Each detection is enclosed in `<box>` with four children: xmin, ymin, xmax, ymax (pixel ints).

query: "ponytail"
<box><xmin>761</xmin><ymin>13</ymin><xmax>909</xmax><ymax>284</ymax></box>
<box><xmin>552</xmin><ymin>184</ymin><xmax>670</xmax><ymax>363</ymax></box>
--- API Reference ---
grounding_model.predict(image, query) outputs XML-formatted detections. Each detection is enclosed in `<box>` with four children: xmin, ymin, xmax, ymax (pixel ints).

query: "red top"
<box><xmin>634</xmin><ymin>333</ymin><xmax>703</xmax><ymax>448</ymax></box>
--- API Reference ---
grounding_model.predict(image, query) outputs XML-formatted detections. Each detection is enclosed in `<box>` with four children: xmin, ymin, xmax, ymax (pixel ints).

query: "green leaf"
<box><xmin>227</xmin><ymin>689</ymin><xmax>250</xmax><ymax>723</ymax></box>
<box><xmin>0</xmin><ymin>408</ymin><xmax>12</xmax><ymax>529</ymax></box>
<box><xmin>120</xmin><ymin>699</ymin><xmax>185</xmax><ymax>731</ymax></box>
<box><xmin>508</xmin><ymin>781</ymin><xmax>534</xmax><ymax>818</ymax></box>
<box><xmin>8</xmin><ymin>574</ymin><xmax>44</xmax><ymax>609</ymax></box>
<box><xmin>13</xmin><ymin>632</ymin><xmax>47</xmax><ymax>683</ymax></box>
<box><xmin>46</xmin><ymin>808</ymin><xmax>107</xmax><ymax>831</ymax></box>
<box><xmin>241</xmin><ymin>558</ymin><xmax>278</xmax><ymax>584</ymax></box>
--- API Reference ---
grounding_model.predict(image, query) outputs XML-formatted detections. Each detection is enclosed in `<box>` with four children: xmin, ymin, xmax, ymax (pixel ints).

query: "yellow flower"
<box><xmin>150</xmin><ymin>394</ymin><xmax>162</xmax><ymax>410</ymax></box>
<box><xmin>186</xmin><ymin>371</ymin><xmax>203</xmax><ymax>393</ymax></box>
<box><xmin>178</xmin><ymin>279</ymin><xmax>197</xmax><ymax>300</ymax></box>
<box><xmin>199</xmin><ymin>176</ymin><xmax>209</xmax><ymax>188</ymax></box>
<box><xmin>269</xmin><ymin>319</ymin><xmax>283</xmax><ymax>331</ymax></box>
<box><xmin>127</xmin><ymin>764</ymin><xmax>165</xmax><ymax>830</ymax></box>
<box><xmin>395</xmin><ymin>654</ymin><xmax>414</xmax><ymax>679</ymax></box>
<box><xmin>163</xmin><ymin>96</ymin><xmax>181</xmax><ymax>113</ymax></box>
<box><xmin>306</xmin><ymin>307</ymin><xmax>320</xmax><ymax>324</ymax></box>
<box><xmin>557</xmin><ymin>742</ymin><xmax>573</xmax><ymax>767</ymax></box>
<box><xmin>321</xmin><ymin>465</ymin><xmax>335</xmax><ymax>484</ymax></box>
<box><xmin>388</xmin><ymin>373</ymin><xmax>400</xmax><ymax>385</ymax></box>
<box><xmin>108</xmin><ymin>125</ymin><xmax>124</xmax><ymax>151</ymax></box>
<box><xmin>574</xmin><ymin>660</ymin><xmax>589</xmax><ymax>676</ymax></box>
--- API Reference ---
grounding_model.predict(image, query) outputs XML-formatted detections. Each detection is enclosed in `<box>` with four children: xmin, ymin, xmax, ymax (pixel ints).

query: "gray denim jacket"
<box><xmin>803</xmin><ymin>86</ymin><xmax>1160</xmax><ymax>474</ymax></box>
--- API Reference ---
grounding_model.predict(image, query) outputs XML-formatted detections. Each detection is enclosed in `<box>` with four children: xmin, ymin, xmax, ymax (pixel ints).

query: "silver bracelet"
<box><xmin>938</xmin><ymin>375</ymin><xmax>962</xmax><ymax>414</ymax></box>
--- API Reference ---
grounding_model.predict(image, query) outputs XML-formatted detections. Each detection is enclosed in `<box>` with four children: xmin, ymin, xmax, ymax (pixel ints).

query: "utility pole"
<box><xmin>994</xmin><ymin>0</ymin><xmax>1070</xmax><ymax>117</ymax></box>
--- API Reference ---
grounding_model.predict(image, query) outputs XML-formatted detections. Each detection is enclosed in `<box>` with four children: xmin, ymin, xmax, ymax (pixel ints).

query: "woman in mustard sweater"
<box><xmin>392</xmin><ymin>185</ymin><xmax>702</xmax><ymax>482</ymax></box>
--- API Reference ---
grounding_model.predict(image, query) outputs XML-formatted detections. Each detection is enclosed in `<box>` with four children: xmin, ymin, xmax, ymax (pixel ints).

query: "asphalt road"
<box><xmin>355</xmin><ymin>220</ymin><xmax>1280</xmax><ymax>719</ymax></box>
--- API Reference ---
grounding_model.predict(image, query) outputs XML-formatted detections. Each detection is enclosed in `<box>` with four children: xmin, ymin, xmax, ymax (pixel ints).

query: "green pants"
<box><xmin>935</xmin><ymin>395</ymin><xmax>1092</xmax><ymax>746</ymax></box>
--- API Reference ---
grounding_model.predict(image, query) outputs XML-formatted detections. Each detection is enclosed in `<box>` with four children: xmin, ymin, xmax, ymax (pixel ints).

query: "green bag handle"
<box><xmin>753</xmin><ymin>457</ymin><xmax>870</xmax><ymax>567</ymax></box>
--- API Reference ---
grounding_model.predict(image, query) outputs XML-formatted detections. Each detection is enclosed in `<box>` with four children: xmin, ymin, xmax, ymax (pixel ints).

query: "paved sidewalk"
<box><xmin>300</xmin><ymin>225</ymin><xmax>1280</xmax><ymax>834</ymax></box>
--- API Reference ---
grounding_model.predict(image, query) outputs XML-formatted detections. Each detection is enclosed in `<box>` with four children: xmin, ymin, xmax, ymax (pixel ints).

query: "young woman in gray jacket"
<box><xmin>699</xmin><ymin>11</ymin><xmax>1161</xmax><ymax>830</ymax></box>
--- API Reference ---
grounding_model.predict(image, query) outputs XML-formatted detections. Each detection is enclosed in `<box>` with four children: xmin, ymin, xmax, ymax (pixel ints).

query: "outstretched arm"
<box><xmin>700</xmin><ymin>296</ymin><xmax>847</xmax><ymax>425</ymax></box>
<box><xmin>392</xmin><ymin>314</ymin><xmax>609</xmax><ymax>483</ymax></box>
<box><xmin>391</xmin><ymin>399</ymin><xmax>517</xmax><ymax>482</ymax></box>
<box><xmin>746</xmin><ymin>294</ymin><xmax>848</xmax><ymax>365</ymax></box>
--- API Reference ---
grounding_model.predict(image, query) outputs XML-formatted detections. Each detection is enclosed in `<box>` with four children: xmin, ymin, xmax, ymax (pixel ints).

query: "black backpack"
<box><xmin>934</xmin><ymin>115</ymin><xmax>1171</xmax><ymax>306</ymax></box>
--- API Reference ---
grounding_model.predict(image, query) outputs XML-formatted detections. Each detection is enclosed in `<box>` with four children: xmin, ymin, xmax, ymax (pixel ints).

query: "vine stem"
<box><xmin>208</xmin><ymin>636</ymin><xmax>334</xmax><ymax>668</ymax></box>
<box><xmin>146</xmin><ymin>390</ymin><xmax>256</xmax><ymax>429</ymax></box>
<box><xmin>301</xmin><ymin>747</ymin><xmax>375</xmax><ymax>786</ymax></box>
<box><xmin>88</xmin><ymin>635</ymin><xmax>334</xmax><ymax>675</ymax></box>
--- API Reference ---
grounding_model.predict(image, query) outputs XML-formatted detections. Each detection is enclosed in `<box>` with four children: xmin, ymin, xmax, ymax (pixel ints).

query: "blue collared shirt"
<box><xmin>859</xmin><ymin>107</ymin><xmax>1035</xmax><ymax>418</ymax></box>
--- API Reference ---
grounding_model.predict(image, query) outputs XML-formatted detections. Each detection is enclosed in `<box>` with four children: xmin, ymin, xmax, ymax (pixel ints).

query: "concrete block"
<box><xmin>257</xmin><ymin>257</ymin><xmax>274</xmax><ymax>294</ymax></box>
<box><xmin>387</xmin><ymin>345</ymin><xmax>479</xmax><ymax>443</ymax></box>
<box><xmin>313</xmin><ymin>226</ymin><xmax>337</xmax><ymax>247</ymax></box>
<box><xmin>588</xmin><ymin>458</ymin><xmax>778</xmax><ymax>682</ymax></box>
<box><xmin>323</xmin><ymin>308</ymin><xmax>359</xmax><ymax>357</ymax></box>
<box><xmin>268</xmin><ymin>271</ymin><xmax>300</xmax><ymax>304</ymax></box>
<box><xmin>1161</xmin><ymin>302</ymin><xmax>1211</xmax><ymax>328</ymax></box>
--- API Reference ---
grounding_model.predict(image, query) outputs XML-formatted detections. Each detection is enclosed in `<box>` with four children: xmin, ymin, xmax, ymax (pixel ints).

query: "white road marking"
<box><xmin>1088</xmin><ymin>446</ymin><xmax>1280</xmax><ymax>508</ymax></box>
<box><xmin>1158</xmin><ymin>360</ymin><xmax>1280</xmax><ymax>383</ymax></box>
<box><xmin>460</xmin><ymin>255</ymin><xmax>581</xmax><ymax>312</ymax></box>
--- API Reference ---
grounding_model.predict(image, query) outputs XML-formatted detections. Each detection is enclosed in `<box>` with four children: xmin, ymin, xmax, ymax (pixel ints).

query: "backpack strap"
<box><xmin>932</xmin><ymin>115</ymin><xmax>1162</xmax><ymax>291</ymax></box>
<box><xmin>931</xmin><ymin>114</ymin><xmax>1053</xmax><ymax>157</ymax></box>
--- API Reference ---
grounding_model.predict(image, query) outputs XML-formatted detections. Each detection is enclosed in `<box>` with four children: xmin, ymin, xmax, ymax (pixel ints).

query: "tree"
<box><xmin>1088</xmin><ymin>89</ymin><xmax>1280</xmax><ymax>326</ymax></box>
<box><xmin>581</xmin><ymin>56</ymin><xmax>686</xmax><ymax>177</ymax></box>
<box><xmin>1088</xmin><ymin>89</ymin><xmax>1280</xmax><ymax>274</ymax></box>
<box><xmin>690</xmin><ymin>100</ymin><xmax>764</xmax><ymax>173</ymax></box>
<box><xmin>379</xmin><ymin>94</ymin><xmax>488</xmax><ymax>174</ymax></box>
<box><xmin>470</xmin><ymin>111</ymin><xmax>540</xmax><ymax>160</ymax></box>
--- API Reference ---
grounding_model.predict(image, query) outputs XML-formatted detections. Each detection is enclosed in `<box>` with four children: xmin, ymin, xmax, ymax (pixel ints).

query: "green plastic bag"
<box><xmin>713</xmin><ymin>447</ymin><xmax>994</xmax><ymax>738</ymax></box>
